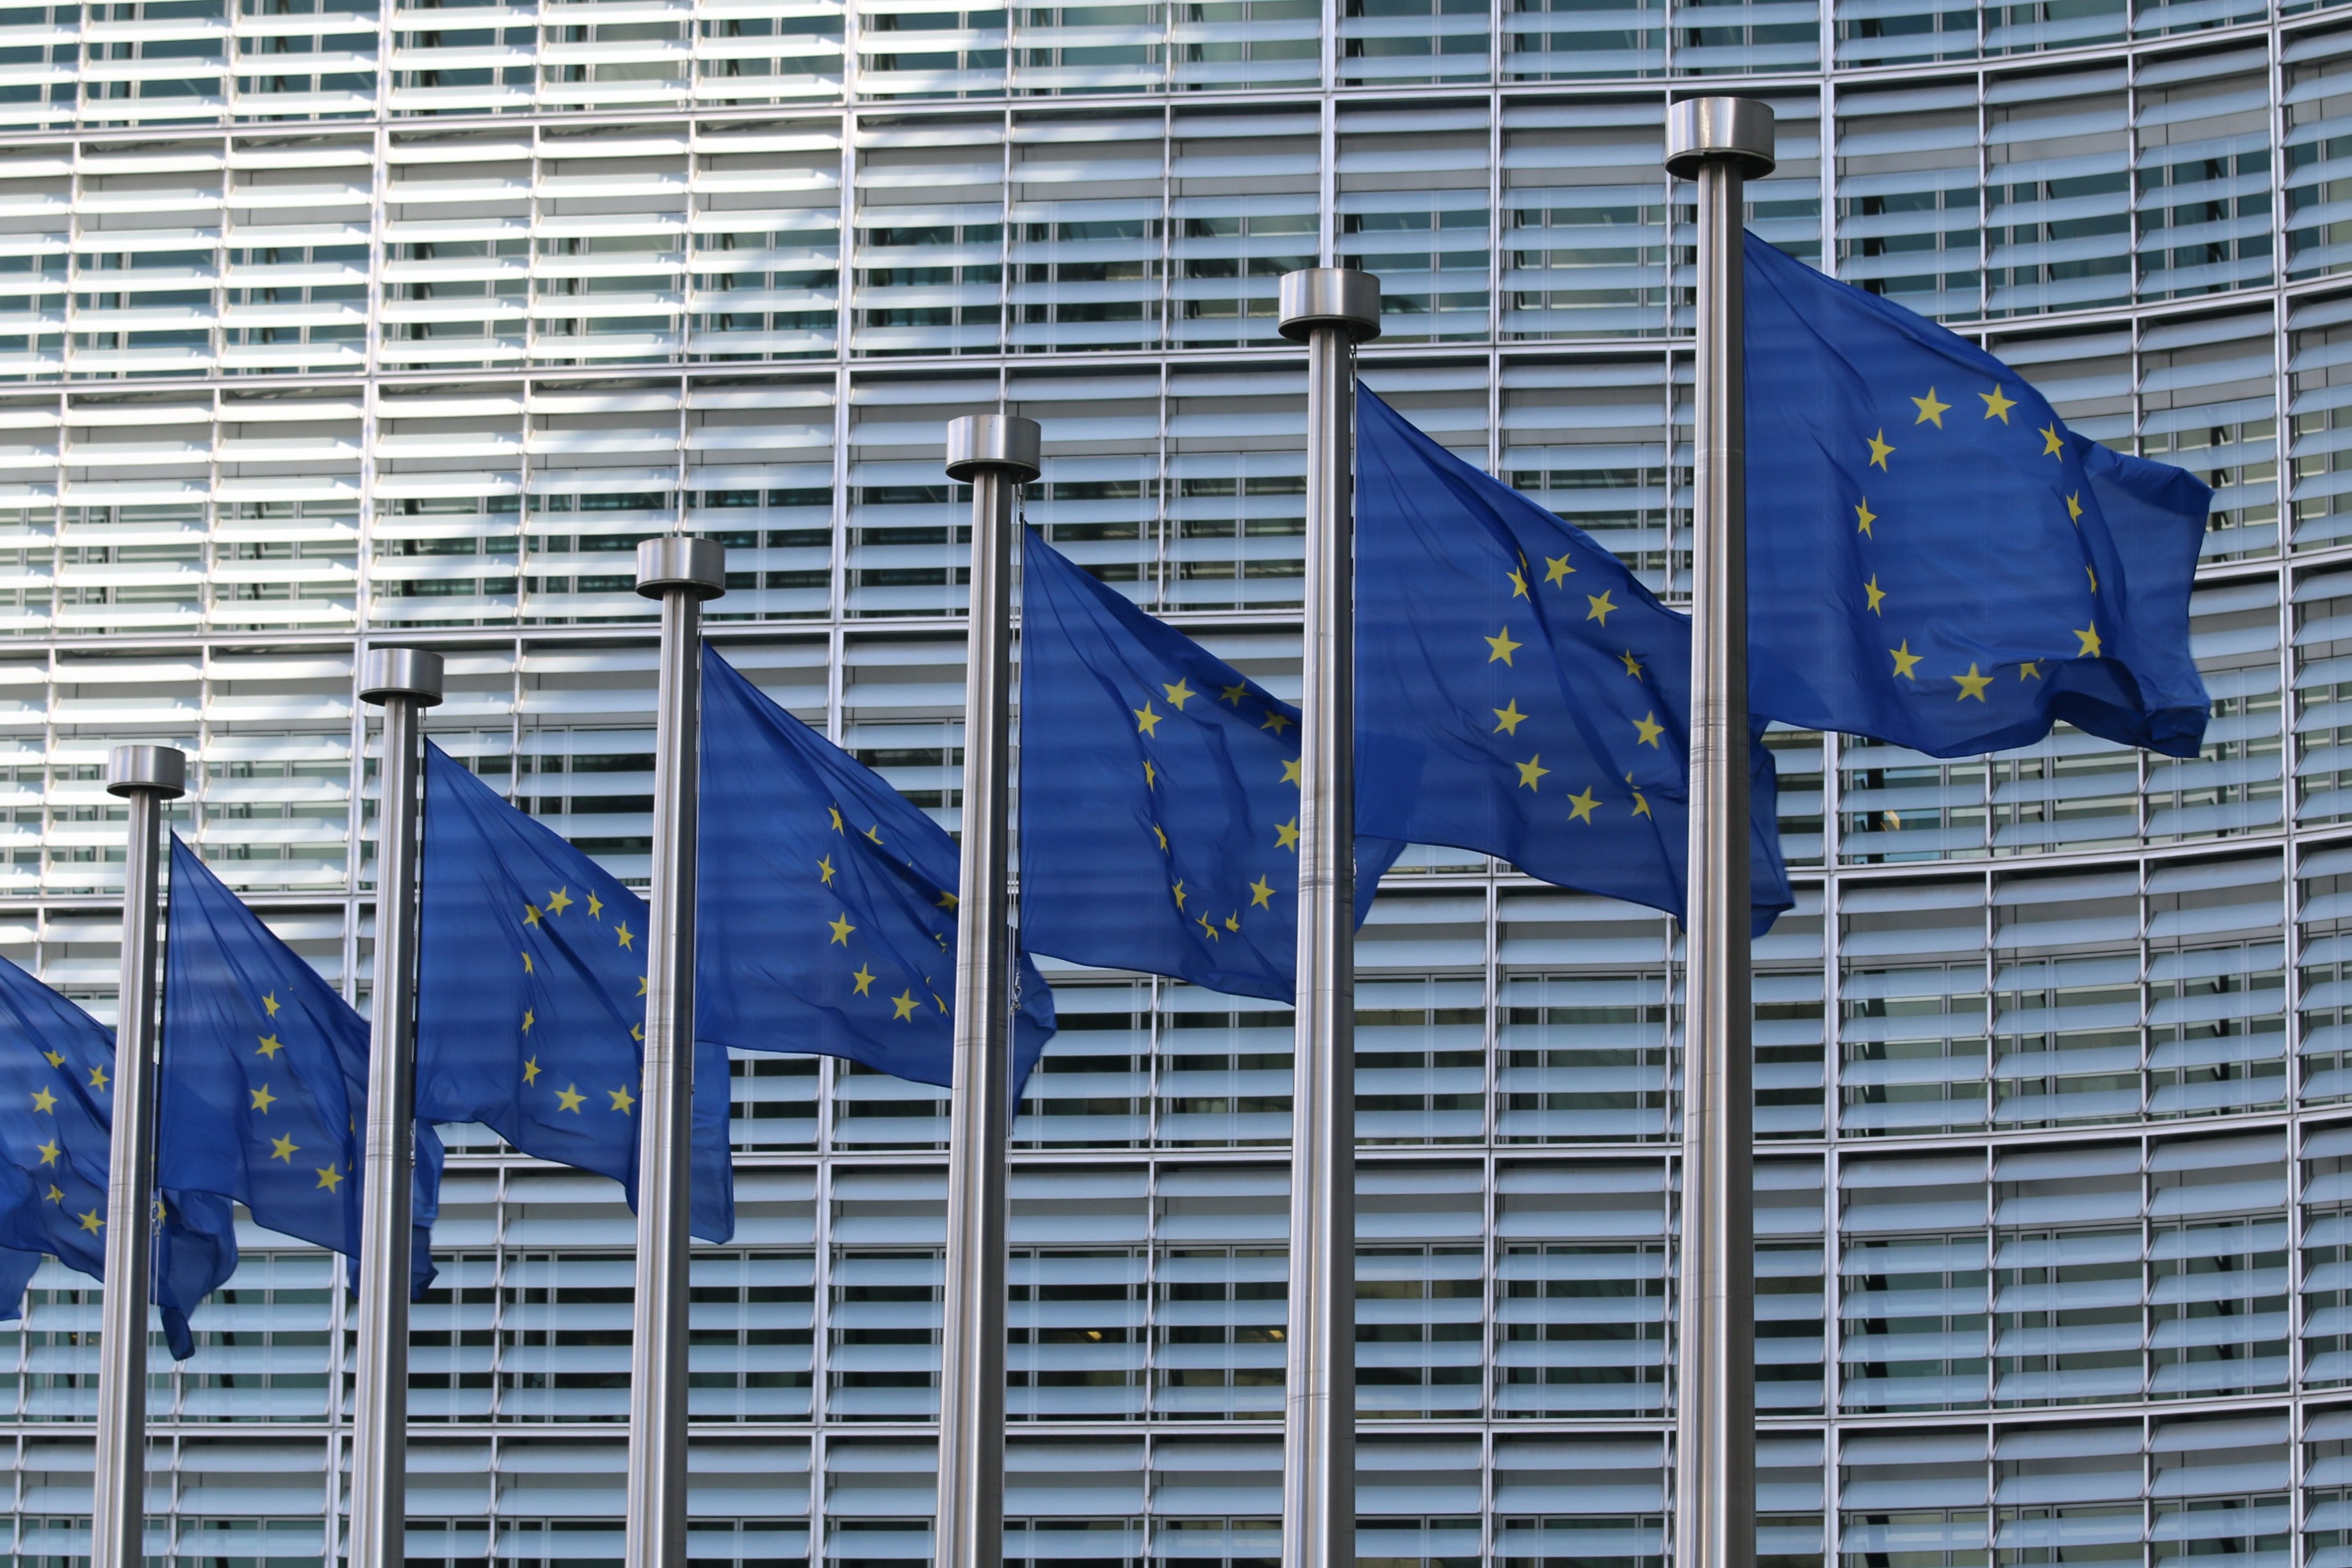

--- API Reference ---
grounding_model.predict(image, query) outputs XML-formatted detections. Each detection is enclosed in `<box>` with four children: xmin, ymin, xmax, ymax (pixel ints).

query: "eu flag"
<box><xmin>698</xmin><ymin>648</ymin><xmax>1057</xmax><ymax>1092</ymax></box>
<box><xmin>158</xmin><ymin>837</ymin><xmax>442</xmax><ymax>1357</ymax></box>
<box><xmin>0</xmin><ymin>1245</ymin><xmax>38</xmax><ymax>1320</ymax></box>
<box><xmin>418</xmin><ymin>745</ymin><xmax>734</xmax><ymax>1243</ymax></box>
<box><xmin>1019</xmin><ymin>526</ymin><xmax>1403</xmax><ymax>1002</ymax></box>
<box><xmin>0</xmin><ymin>955</ymin><xmax>120</xmax><ymax>1287</ymax></box>
<box><xmin>1745</xmin><ymin>231</ymin><xmax>2212</xmax><ymax>759</ymax></box>
<box><xmin>1356</xmin><ymin>387</ymin><xmax>1794</xmax><ymax>934</ymax></box>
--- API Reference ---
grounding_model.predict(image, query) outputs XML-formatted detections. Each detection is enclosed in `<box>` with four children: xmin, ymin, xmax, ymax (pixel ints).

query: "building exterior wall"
<box><xmin>0</xmin><ymin>3</ymin><xmax>2337</xmax><ymax>1565</ymax></box>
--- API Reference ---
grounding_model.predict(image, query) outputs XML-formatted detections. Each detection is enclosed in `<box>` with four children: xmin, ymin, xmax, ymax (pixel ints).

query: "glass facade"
<box><xmin>0</xmin><ymin>3</ymin><xmax>2341</xmax><ymax>1565</ymax></box>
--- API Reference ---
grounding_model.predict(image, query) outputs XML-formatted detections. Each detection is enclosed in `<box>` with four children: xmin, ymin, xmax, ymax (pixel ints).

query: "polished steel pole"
<box><xmin>350</xmin><ymin>647</ymin><xmax>444</xmax><ymax>1568</ymax></box>
<box><xmin>1665</xmin><ymin>95</ymin><xmax>1774</xmax><ymax>1568</ymax></box>
<box><xmin>90</xmin><ymin>742</ymin><xmax>187</xmax><ymax>1568</ymax></box>
<box><xmin>625</xmin><ymin>536</ymin><xmax>726</xmax><ymax>1568</ymax></box>
<box><xmin>1276</xmin><ymin>267</ymin><xmax>1380</xmax><ymax>1568</ymax></box>
<box><xmin>934</xmin><ymin>412</ymin><xmax>1039</xmax><ymax>1568</ymax></box>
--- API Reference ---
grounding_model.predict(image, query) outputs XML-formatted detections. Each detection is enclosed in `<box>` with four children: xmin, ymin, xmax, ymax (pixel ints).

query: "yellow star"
<box><xmin>1566</xmin><ymin>786</ymin><xmax>1600</xmax><ymax>825</ymax></box>
<box><xmin>636</xmin><ymin>974</ymin><xmax>648</xmax><ymax>996</ymax></box>
<box><xmin>1863</xmin><ymin>576</ymin><xmax>1885</xmax><ymax>615</ymax></box>
<box><xmin>1493</xmin><ymin>700</ymin><xmax>1528</xmax><ymax>736</ymax></box>
<box><xmin>1586</xmin><ymin>591</ymin><xmax>1616</xmax><ymax>626</ymax></box>
<box><xmin>608</xmin><ymin>1085</ymin><xmax>635</xmax><ymax>1114</ymax></box>
<box><xmin>1281</xmin><ymin>757</ymin><xmax>1302</xmax><ymax>785</ymax></box>
<box><xmin>2075</xmin><ymin>625</ymin><xmax>2103</xmax><ymax>657</ymax></box>
<box><xmin>829</xmin><ymin>805</ymin><xmax>845</xmax><ymax>834</ymax></box>
<box><xmin>1890</xmin><ymin>641</ymin><xmax>1922</xmax><ymax>680</ymax></box>
<box><xmin>1220</xmin><ymin>681</ymin><xmax>1248</xmax><ymax>706</ymax></box>
<box><xmin>521</xmin><ymin>1010</ymin><xmax>535</xmax><ymax>1034</ymax></box>
<box><xmin>1249</xmin><ymin>876</ymin><xmax>1274</xmax><ymax>909</ymax></box>
<box><xmin>631</xmin><ymin>1023</ymin><xmax>644</xmax><ymax>1042</ymax></box>
<box><xmin>615</xmin><ymin>921</ymin><xmax>635</xmax><ymax>950</ymax></box>
<box><xmin>1911</xmin><ymin>388</ymin><xmax>1950</xmax><ymax>427</ymax></box>
<box><xmin>1196</xmin><ymin>913</ymin><xmax>1219</xmax><ymax>942</ymax></box>
<box><xmin>1544</xmin><ymin>554</ymin><xmax>1574</xmax><ymax>586</ymax></box>
<box><xmin>1223</xmin><ymin>912</ymin><xmax>1240</xmax><ymax>933</ymax></box>
<box><xmin>41</xmin><ymin>1049</ymin><xmax>60</xmax><ymax>1068</ymax></box>
<box><xmin>1164</xmin><ymin>678</ymin><xmax>1195</xmax><ymax>709</ymax></box>
<box><xmin>314</xmin><ymin>1163</ymin><xmax>343</xmax><ymax>1192</ymax></box>
<box><xmin>1854</xmin><ymin>498</ymin><xmax>1876</xmax><ymax>537</ymax></box>
<box><xmin>546</xmin><ymin>887</ymin><xmax>573</xmax><ymax>916</ymax></box>
<box><xmin>891</xmin><ymin>990</ymin><xmax>920</xmax><ymax>1021</ymax></box>
<box><xmin>1619</xmin><ymin>649</ymin><xmax>1642</xmax><ymax>678</ymax></box>
<box><xmin>2066</xmin><ymin>492</ymin><xmax>2082</xmax><ymax>524</ymax></box>
<box><xmin>270</xmin><ymin>1134</ymin><xmax>297</xmax><ymax>1163</ymax></box>
<box><xmin>1133</xmin><ymin>700</ymin><xmax>1162</xmax><ymax>736</ymax></box>
<box><xmin>863</xmin><ymin>824</ymin><xmax>884</xmax><ymax>845</ymax></box>
<box><xmin>1276</xmin><ymin>818</ymin><xmax>1300</xmax><ymax>852</ymax></box>
<box><xmin>555</xmin><ymin>1084</ymin><xmax>585</xmax><ymax>1113</ymax></box>
<box><xmin>2087</xmin><ymin>564</ymin><xmax>2098</xmax><ymax>592</ymax></box>
<box><xmin>1515</xmin><ymin>754</ymin><xmax>1549</xmax><ymax>791</ymax></box>
<box><xmin>250</xmin><ymin>1084</ymin><xmax>277</xmax><ymax>1113</ymax></box>
<box><xmin>1507</xmin><ymin>565</ymin><xmax>1529</xmax><ymax>599</ymax></box>
<box><xmin>1867</xmin><ymin>429</ymin><xmax>1895</xmax><ymax>469</ymax></box>
<box><xmin>1954</xmin><ymin>663</ymin><xmax>1993</xmax><ymax>702</ymax></box>
<box><xmin>587</xmin><ymin>891</ymin><xmax>604</xmax><ymax>918</ymax></box>
<box><xmin>1260</xmin><ymin>709</ymin><xmax>1294</xmax><ymax>735</ymax></box>
<box><xmin>818</xmin><ymin>855</ymin><xmax>836</xmax><ymax>885</ymax></box>
<box><xmin>2040</xmin><ymin>423</ymin><xmax>2064</xmax><ymax>457</ymax></box>
<box><xmin>77</xmin><ymin>1208</ymin><xmax>101</xmax><ymax>1233</ymax></box>
<box><xmin>1486</xmin><ymin>626</ymin><xmax>1522</xmax><ymax>665</ymax></box>
<box><xmin>87</xmin><ymin>1065</ymin><xmax>106</xmax><ymax>1092</ymax></box>
<box><xmin>29</xmin><ymin>1087</ymin><xmax>54</xmax><ymax>1113</ymax></box>
<box><xmin>521</xmin><ymin>951</ymin><xmax>533</xmax><ymax>974</ymax></box>
<box><xmin>523</xmin><ymin>903</ymin><xmax>540</xmax><ymax>926</ymax></box>
<box><xmin>829</xmin><ymin>913</ymin><xmax>855</xmax><ymax>945</ymax></box>
<box><xmin>1981</xmin><ymin>384</ymin><xmax>2015</xmax><ymax>423</ymax></box>
<box><xmin>35</xmin><ymin>1138</ymin><xmax>57</xmax><ymax>1166</ymax></box>
<box><xmin>936</xmin><ymin>890</ymin><xmax>958</xmax><ymax>910</ymax></box>
<box><xmin>851</xmin><ymin>964</ymin><xmax>876</xmax><ymax>996</ymax></box>
<box><xmin>262</xmin><ymin>992</ymin><xmax>281</xmax><ymax>1018</ymax></box>
<box><xmin>256</xmin><ymin>1033</ymin><xmax>283</xmax><ymax>1059</ymax></box>
<box><xmin>1627</xmin><ymin>773</ymin><xmax>1651</xmax><ymax>819</ymax></box>
<box><xmin>43</xmin><ymin>1184</ymin><xmax>59</xmax><ymax>1204</ymax></box>
<box><xmin>523</xmin><ymin>1056</ymin><xmax>540</xmax><ymax>1085</ymax></box>
<box><xmin>1632</xmin><ymin>711</ymin><xmax>1664</xmax><ymax>748</ymax></box>
<box><xmin>2020</xmin><ymin>661</ymin><xmax>2045</xmax><ymax>680</ymax></box>
<box><xmin>1171</xmin><ymin>880</ymin><xmax>1187</xmax><ymax>909</ymax></box>
<box><xmin>1144</xmin><ymin>760</ymin><xmax>1157</xmax><ymax>790</ymax></box>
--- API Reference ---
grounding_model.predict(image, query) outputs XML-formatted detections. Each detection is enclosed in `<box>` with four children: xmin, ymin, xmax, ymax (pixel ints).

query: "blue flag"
<box><xmin>1019</xmin><ymin>526</ymin><xmax>1403</xmax><ymax>1002</ymax></box>
<box><xmin>0</xmin><ymin>955</ymin><xmax>121</xmax><ymax>1288</ymax></box>
<box><xmin>1745</xmin><ymin>231</ymin><xmax>2212</xmax><ymax>759</ymax></box>
<box><xmin>698</xmin><ymin>648</ymin><xmax>1057</xmax><ymax>1093</ymax></box>
<box><xmin>1356</xmin><ymin>386</ymin><xmax>1794</xmax><ymax>934</ymax></box>
<box><xmin>0</xmin><ymin>1245</ymin><xmax>38</xmax><ymax>1321</ymax></box>
<box><xmin>418</xmin><ymin>746</ymin><xmax>734</xmax><ymax>1243</ymax></box>
<box><xmin>158</xmin><ymin>837</ymin><xmax>441</xmax><ymax>1357</ymax></box>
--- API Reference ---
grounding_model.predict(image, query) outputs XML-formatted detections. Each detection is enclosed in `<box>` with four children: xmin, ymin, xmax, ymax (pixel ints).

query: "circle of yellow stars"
<box><xmin>518</xmin><ymin>884</ymin><xmax>645</xmax><ymax>1120</ymax></box>
<box><xmin>1487</xmin><ymin>546</ymin><xmax>1655</xmax><ymax>827</ymax></box>
<box><xmin>1133</xmin><ymin>671</ymin><xmax>1292</xmax><ymax>947</ymax></box>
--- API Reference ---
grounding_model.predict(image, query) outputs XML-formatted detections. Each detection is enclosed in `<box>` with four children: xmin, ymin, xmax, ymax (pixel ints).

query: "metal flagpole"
<box><xmin>90</xmin><ymin>742</ymin><xmax>188</xmax><ymax>1568</ymax></box>
<box><xmin>934</xmin><ymin>412</ymin><xmax>1039</xmax><ymax>1568</ymax></box>
<box><xmin>1664</xmin><ymin>95</ymin><xmax>1774</xmax><ymax>1568</ymax></box>
<box><xmin>1275</xmin><ymin>266</ymin><xmax>1379</xmax><ymax>1568</ymax></box>
<box><xmin>350</xmin><ymin>647</ymin><xmax>445</xmax><ymax>1568</ymax></box>
<box><xmin>626</xmin><ymin>536</ymin><xmax>726</xmax><ymax>1568</ymax></box>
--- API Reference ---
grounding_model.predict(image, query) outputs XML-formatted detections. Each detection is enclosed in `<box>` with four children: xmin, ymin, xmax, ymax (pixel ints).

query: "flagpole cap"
<box><xmin>106</xmin><ymin>744</ymin><xmax>186</xmax><ymax>800</ymax></box>
<box><xmin>635</xmin><ymin>536</ymin><xmax>727</xmax><ymax>602</ymax></box>
<box><xmin>1664</xmin><ymin>97</ymin><xmax>1776</xmax><ymax>179</ymax></box>
<box><xmin>945</xmin><ymin>414</ymin><xmax>1041</xmax><ymax>483</ymax></box>
<box><xmin>1278</xmin><ymin>268</ymin><xmax>1382</xmax><ymax>344</ymax></box>
<box><xmin>358</xmin><ymin>647</ymin><xmax>445</xmax><ymax>709</ymax></box>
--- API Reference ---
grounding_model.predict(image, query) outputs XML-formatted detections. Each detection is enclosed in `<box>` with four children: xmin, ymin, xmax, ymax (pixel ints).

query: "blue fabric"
<box><xmin>418</xmin><ymin>745</ymin><xmax>734</xmax><ymax>1243</ymax></box>
<box><xmin>698</xmin><ymin>648</ymin><xmax>1057</xmax><ymax>1095</ymax></box>
<box><xmin>158</xmin><ymin>837</ymin><xmax>441</xmax><ymax>1359</ymax></box>
<box><xmin>1019</xmin><ymin>526</ymin><xmax>1403</xmax><ymax>1002</ymax></box>
<box><xmin>0</xmin><ymin>954</ymin><xmax>121</xmax><ymax>1288</ymax></box>
<box><xmin>1744</xmin><ymin>231</ymin><xmax>2212</xmax><ymax>759</ymax></box>
<box><xmin>0</xmin><ymin>1245</ymin><xmax>40</xmax><ymax>1321</ymax></box>
<box><xmin>1356</xmin><ymin>386</ymin><xmax>1794</xmax><ymax>935</ymax></box>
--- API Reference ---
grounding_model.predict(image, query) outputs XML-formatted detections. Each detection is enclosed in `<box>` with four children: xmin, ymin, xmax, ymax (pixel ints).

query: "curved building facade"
<box><xmin>0</xmin><ymin>3</ymin><xmax>2335</xmax><ymax>1567</ymax></box>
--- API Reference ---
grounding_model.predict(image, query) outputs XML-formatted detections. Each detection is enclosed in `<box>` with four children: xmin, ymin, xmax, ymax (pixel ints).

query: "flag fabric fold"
<box><xmin>1744</xmin><ymin>230</ymin><xmax>2212</xmax><ymax>759</ymax></box>
<box><xmin>1019</xmin><ymin>526</ymin><xmax>1402</xmax><ymax>1003</ymax></box>
<box><xmin>418</xmin><ymin>745</ymin><xmax>734</xmax><ymax>1243</ymax></box>
<box><xmin>1356</xmin><ymin>385</ymin><xmax>1794</xmax><ymax>935</ymax></box>
<box><xmin>697</xmin><ymin>648</ymin><xmax>1057</xmax><ymax>1094</ymax></box>
<box><xmin>0</xmin><ymin>955</ymin><xmax>120</xmax><ymax>1290</ymax></box>
<box><xmin>158</xmin><ymin>837</ymin><xmax>441</xmax><ymax>1358</ymax></box>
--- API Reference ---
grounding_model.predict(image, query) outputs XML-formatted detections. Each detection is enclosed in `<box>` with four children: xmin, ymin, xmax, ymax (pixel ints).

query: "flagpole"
<box><xmin>90</xmin><ymin>742</ymin><xmax>187</xmax><ymax>1568</ymax></box>
<box><xmin>350</xmin><ymin>647</ymin><xmax>444</xmax><ymax>1568</ymax></box>
<box><xmin>1276</xmin><ymin>266</ymin><xmax>1379</xmax><ymax>1568</ymax></box>
<box><xmin>936</xmin><ymin>412</ymin><xmax>1039</xmax><ymax>1568</ymax></box>
<box><xmin>626</xmin><ymin>536</ymin><xmax>726</xmax><ymax>1568</ymax></box>
<box><xmin>1664</xmin><ymin>96</ymin><xmax>1774</xmax><ymax>1568</ymax></box>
